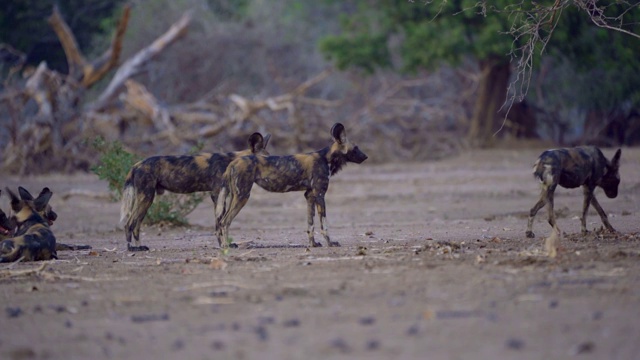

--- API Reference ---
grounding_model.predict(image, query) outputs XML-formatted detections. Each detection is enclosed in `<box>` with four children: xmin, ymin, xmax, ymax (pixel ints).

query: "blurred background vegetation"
<box><xmin>1</xmin><ymin>0</ymin><xmax>639</xmax><ymax>174</ymax></box>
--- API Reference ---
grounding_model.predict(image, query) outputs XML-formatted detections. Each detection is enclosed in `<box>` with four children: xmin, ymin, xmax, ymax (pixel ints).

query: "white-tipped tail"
<box><xmin>120</xmin><ymin>185</ymin><xmax>135</xmax><ymax>224</ymax></box>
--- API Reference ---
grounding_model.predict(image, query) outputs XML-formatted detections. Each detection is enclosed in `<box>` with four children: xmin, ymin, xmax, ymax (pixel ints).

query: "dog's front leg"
<box><xmin>580</xmin><ymin>185</ymin><xmax>594</xmax><ymax>234</ymax></box>
<box><xmin>304</xmin><ymin>191</ymin><xmax>322</xmax><ymax>247</ymax></box>
<box><xmin>526</xmin><ymin>186</ymin><xmax>548</xmax><ymax>238</ymax></box>
<box><xmin>589</xmin><ymin>193</ymin><xmax>616</xmax><ymax>232</ymax></box>
<box><xmin>316</xmin><ymin>196</ymin><xmax>340</xmax><ymax>247</ymax></box>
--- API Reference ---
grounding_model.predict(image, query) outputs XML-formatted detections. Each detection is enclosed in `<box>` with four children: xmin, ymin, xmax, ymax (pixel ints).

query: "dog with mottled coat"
<box><xmin>0</xmin><ymin>187</ymin><xmax>57</xmax><ymax>262</ymax></box>
<box><xmin>526</xmin><ymin>146</ymin><xmax>622</xmax><ymax>240</ymax></box>
<box><xmin>120</xmin><ymin>132</ymin><xmax>270</xmax><ymax>251</ymax></box>
<box><xmin>216</xmin><ymin>123</ymin><xmax>368</xmax><ymax>248</ymax></box>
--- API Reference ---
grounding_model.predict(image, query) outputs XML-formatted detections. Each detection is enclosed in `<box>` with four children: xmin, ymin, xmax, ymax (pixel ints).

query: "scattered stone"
<box><xmin>131</xmin><ymin>313</ymin><xmax>169</xmax><ymax>323</ymax></box>
<box><xmin>64</xmin><ymin>320</ymin><xmax>73</xmax><ymax>328</ymax></box>
<box><xmin>549</xmin><ymin>300</ymin><xmax>559</xmax><ymax>309</ymax></box>
<box><xmin>406</xmin><ymin>324</ymin><xmax>420</xmax><ymax>336</ymax></box>
<box><xmin>171</xmin><ymin>339</ymin><xmax>185</xmax><ymax>351</ymax></box>
<box><xmin>330</xmin><ymin>337</ymin><xmax>351</xmax><ymax>353</ymax></box>
<box><xmin>592</xmin><ymin>311</ymin><xmax>603</xmax><ymax>321</ymax></box>
<box><xmin>366</xmin><ymin>339</ymin><xmax>380</xmax><ymax>350</ymax></box>
<box><xmin>254</xmin><ymin>325</ymin><xmax>269</xmax><ymax>341</ymax></box>
<box><xmin>283</xmin><ymin>318</ymin><xmax>300</xmax><ymax>327</ymax></box>
<box><xmin>359</xmin><ymin>316</ymin><xmax>376</xmax><ymax>325</ymax></box>
<box><xmin>572</xmin><ymin>341</ymin><xmax>595</xmax><ymax>355</ymax></box>
<box><xmin>211</xmin><ymin>340</ymin><xmax>225</xmax><ymax>350</ymax></box>
<box><xmin>506</xmin><ymin>338</ymin><xmax>525</xmax><ymax>350</ymax></box>
<box><xmin>6</xmin><ymin>307</ymin><xmax>23</xmax><ymax>318</ymax></box>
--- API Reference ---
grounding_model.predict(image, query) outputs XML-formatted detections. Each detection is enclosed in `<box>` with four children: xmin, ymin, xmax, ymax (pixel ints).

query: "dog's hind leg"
<box><xmin>316</xmin><ymin>196</ymin><xmax>340</xmax><ymax>247</ymax></box>
<box><xmin>217</xmin><ymin>182</ymin><xmax>252</xmax><ymax>249</ymax></box>
<box><xmin>304</xmin><ymin>191</ymin><xmax>322</xmax><ymax>247</ymax></box>
<box><xmin>126</xmin><ymin>188</ymin><xmax>154</xmax><ymax>251</ymax></box>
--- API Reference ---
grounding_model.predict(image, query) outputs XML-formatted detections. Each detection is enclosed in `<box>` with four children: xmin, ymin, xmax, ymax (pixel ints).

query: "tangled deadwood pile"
<box><xmin>0</xmin><ymin>5</ymin><xmax>469</xmax><ymax>175</ymax></box>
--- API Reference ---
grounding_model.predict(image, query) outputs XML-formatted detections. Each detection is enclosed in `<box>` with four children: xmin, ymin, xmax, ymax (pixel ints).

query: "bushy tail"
<box><xmin>120</xmin><ymin>171</ymin><xmax>135</xmax><ymax>224</ymax></box>
<box><xmin>532</xmin><ymin>159</ymin><xmax>544</xmax><ymax>181</ymax></box>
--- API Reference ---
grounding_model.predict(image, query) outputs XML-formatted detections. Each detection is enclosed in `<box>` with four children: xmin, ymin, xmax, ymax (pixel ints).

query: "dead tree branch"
<box><xmin>89</xmin><ymin>11</ymin><xmax>192</xmax><ymax>112</ymax></box>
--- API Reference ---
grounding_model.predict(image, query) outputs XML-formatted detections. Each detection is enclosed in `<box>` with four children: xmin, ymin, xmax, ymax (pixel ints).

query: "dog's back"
<box><xmin>533</xmin><ymin>146</ymin><xmax>607</xmax><ymax>189</ymax></box>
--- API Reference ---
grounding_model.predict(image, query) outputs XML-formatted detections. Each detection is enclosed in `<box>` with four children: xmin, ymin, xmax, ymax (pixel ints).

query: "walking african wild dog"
<box><xmin>0</xmin><ymin>187</ymin><xmax>57</xmax><ymax>262</ymax></box>
<box><xmin>526</xmin><ymin>146</ymin><xmax>622</xmax><ymax>256</ymax></box>
<box><xmin>120</xmin><ymin>132</ymin><xmax>271</xmax><ymax>251</ymax></box>
<box><xmin>216</xmin><ymin>123</ymin><xmax>368</xmax><ymax>248</ymax></box>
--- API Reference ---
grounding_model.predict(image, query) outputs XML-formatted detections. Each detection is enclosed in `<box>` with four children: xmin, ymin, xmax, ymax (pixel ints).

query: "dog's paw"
<box><xmin>127</xmin><ymin>244</ymin><xmax>150</xmax><ymax>252</ymax></box>
<box><xmin>328</xmin><ymin>241</ymin><xmax>341</xmax><ymax>247</ymax></box>
<box><xmin>228</xmin><ymin>243</ymin><xmax>239</xmax><ymax>249</ymax></box>
<box><xmin>310</xmin><ymin>241</ymin><xmax>323</xmax><ymax>248</ymax></box>
<box><xmin>525</xmin><ymin>231</ymin><xmax>535</xmax><ymax>238</ymax></box>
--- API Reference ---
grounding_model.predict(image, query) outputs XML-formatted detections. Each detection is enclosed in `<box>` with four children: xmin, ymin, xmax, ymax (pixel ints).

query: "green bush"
<box><xmin>90</xmin><ymin>137</ymin><xmax>205</xmax><ymax>226</ymax></box>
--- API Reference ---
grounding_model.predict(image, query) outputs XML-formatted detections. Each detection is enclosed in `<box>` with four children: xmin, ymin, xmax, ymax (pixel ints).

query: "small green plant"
<box><xmin>91</xmin><ymin>136</ymin><xmax>205</xmax><ymax>226</ymax></box>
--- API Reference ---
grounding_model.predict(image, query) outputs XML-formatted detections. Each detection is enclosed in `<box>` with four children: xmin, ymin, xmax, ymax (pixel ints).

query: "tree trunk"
<box><xmin>467</xmin><ymin>56</ymin><xmax>511</xmax><ymax>147</ymax></box>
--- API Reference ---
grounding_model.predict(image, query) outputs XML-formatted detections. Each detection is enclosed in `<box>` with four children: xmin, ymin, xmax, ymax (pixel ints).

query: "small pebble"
<box><xmin>366</xmin><ymin>339</ymin><xmax>380</xmax><ymax>351</ymax></box>
<box><xmin>211</xmin><ymin>340</ymin><xmax>225</xmax><ymax>350</ymax></box>
<box><xmin>549</xmin><ymin>300</ymin><xmax>559</xmax><ymax>309</ymax></box>
<box><xmin>171</xmin><ymin>339</ymin><xmax>185</xmax><ymax>351</ymax></box>
<box><xmin>359</xmin><ymin>316</ymin><xmax>376</xmax><ymax>326</ymax></box>
<box><xmin>506</xmin><ymin>338</ymin><xmax>525</xmax><ymax>350</ymax></box>
<box><xmin>6</xmin><ymin>307</ymin><xmax>23</xmax><ymax>318</ymax></box>
<box><xmin>406</xmin><ymin>324</ymin><xmax>420</xmax><ymax>336</ymax></box>
<box><xmin>330</xmin><ymin>337</ymin><xmax>351</xmax><ymax>353</ymax></box>
<box><xmin>254</xmin><ymin>326</ymin><xmax>269</xmax><ymax>341</ymax></box>
<box><xmin>283</xmin><ymin>318</ymin><xmax>300</xmax><ymax>327</ymax></box>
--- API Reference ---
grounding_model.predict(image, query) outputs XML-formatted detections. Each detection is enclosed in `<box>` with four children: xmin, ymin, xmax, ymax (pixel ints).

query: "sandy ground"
<box><xmin>1</xmin><ymin>147</ymin><xmax>639</xmax><ymax>360</ymax></box>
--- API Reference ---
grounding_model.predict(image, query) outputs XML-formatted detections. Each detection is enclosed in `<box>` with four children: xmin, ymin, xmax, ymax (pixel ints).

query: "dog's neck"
<box><xmin>317</xmin><ymin>146</ymin><xmax>347</xmax><ymax>177</ymax></box>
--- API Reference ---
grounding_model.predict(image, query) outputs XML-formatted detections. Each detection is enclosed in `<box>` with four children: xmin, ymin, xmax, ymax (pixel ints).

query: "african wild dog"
<box><xmin>526</xmin><ymin>146</ymin><xmax>622</xmax><ymax>243</ymax></box>
<box><xmin>216</xmin><ymin>123</ymin><xmax>368</xmax><ymax>248</ymax></box>
<box><xmin>0</xmin><ymin>187</ymin><xmax>57</xmax><ymax>262</ymax></box>
<box><xmin>0</xmin><ymin>187</ymin><xmax>57</xmax><ymax>241</ymax></box>
<box><xmin>120</xmin><ymin>132</ymin><xmax>271</xmax><ymax>251</ymax></box>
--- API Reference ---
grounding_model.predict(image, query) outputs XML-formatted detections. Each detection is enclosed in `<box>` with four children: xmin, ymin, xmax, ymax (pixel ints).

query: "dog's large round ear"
<box><xmin>34</xmin><ymin>187</ymin><xmax>53</xmax><ymax>212</ymax></box>
<box><xmin>611</xmin><ymin>148</ymin><xmax>622</xmax><ymax>168</ymax></box>
<box><xmin>18</xmin><ymin>186</ymin><xmax>34</xmax><ymax>201</ymax></box>
<box><xmin>263</xmin><ymin>133</ymin><xmax>271</xmax><ymax>149</ymax></box>
<box><xmin>330</xmin><ymin>123</ymin><xmax>346</xmax><ymax>144</ymax></box>
<box><xmin>6</xmin><ymin>188</ymin><xmax>21</xmax><ymax>212</ymax></box>
<box><xmin>248</xmin><ymin>132</ymin><xmax>265</xmax><ymax>152</ymax></box>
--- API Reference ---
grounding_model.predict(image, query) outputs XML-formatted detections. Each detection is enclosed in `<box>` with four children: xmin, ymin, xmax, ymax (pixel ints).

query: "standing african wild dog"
<box><xmin>120</xmin><ymin>132</ymin><xmax>270</xmax><ymax>251</ymax></box>
<box><xmin>216</xmin><ymin>123</ymin><xmax>368</xmax><ymax>248</ymax></box>
<box><xmin>0</xmin><ymin>187</ymin><xmax>57</xmax><ymax>262</ymax></box>
<box><xmin>526</xmin><ymin>146</ymin><xmax>622</xmax><ymax>242</ymax></box>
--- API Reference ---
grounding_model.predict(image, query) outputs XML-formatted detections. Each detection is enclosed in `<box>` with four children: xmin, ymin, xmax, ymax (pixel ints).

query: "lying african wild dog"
<box><xmin>120</xmin><ymin>132</ymin><xmax>271</xmax><ymax>251</ymax></box>
<box><xmin>0</xmin><ymin>187</ymin><xmax>90</xmax><ymax>251</ymax></box>
<box><xmin>0</xmin><ymin>187</ymin><xmax>57</xmax><ymax>262</ymax></box>
<box><xmin>0</xmin><ymin>187</ymin><xmax>57</xmax><ymax>241</ymax></box>
<box><xmin>526</xmin><ymin>146</ymin><xmax>622</xmax><ymax>243</ymax></box>
<box><xmin>216</xmin><ymin>123</ymin><xmax>368</xmax><ymax>248</ymax></box>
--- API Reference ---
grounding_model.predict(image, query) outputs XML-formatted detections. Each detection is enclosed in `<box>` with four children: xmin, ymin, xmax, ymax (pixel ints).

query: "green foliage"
<box><xmin>90</xmin><ymin>137</ymin><xmax>138</xmax><ymax>200</ymax></box>
<box><xmin>0</xmin><ymin>0</ymin><xmax>126</xmax><ymax>72</ymax></box>
<box><xmin>90</xmin><ymin>137</ymin><xmax>205</xmax><ymax>226</ymax></box>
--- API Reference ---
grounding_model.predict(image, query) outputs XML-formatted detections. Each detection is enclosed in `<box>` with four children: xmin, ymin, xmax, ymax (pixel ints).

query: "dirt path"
<box><xmin>1</xmin><ymin>147</ymin><xmax>639</xmax><ymax>359</ymax></box>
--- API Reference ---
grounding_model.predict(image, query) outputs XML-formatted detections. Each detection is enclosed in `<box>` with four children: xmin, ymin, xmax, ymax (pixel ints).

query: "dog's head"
<box><xmin>328</xmin><ymin>123</ymin><xmax>368</xmax><ymax>175</ymax></box>
<box><xmin>6</xmin><ymin>187</ymin><xmax>56</xmax><ymax>226</ymax></box>
<box><xmin>601</xmin><ymin>149</ymin><xmax>621</xmax><ymax>199</ymax></box>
